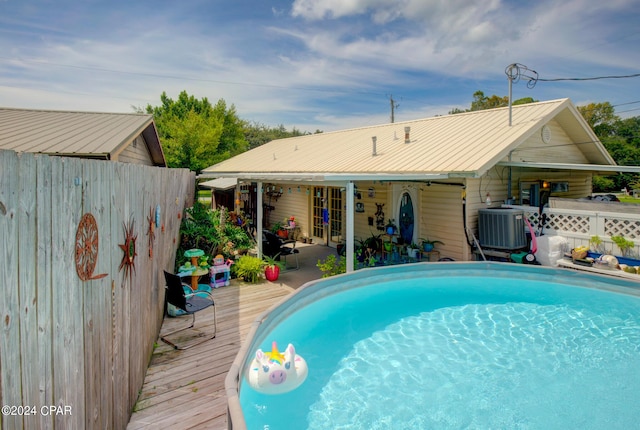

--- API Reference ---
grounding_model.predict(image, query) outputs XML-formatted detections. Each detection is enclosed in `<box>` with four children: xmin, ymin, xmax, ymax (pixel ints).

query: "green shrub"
<box><xmin>233</xmin><ymin>255</ymin><xmax>264</xmax><ymax>283</ymax></box>
<box><xmin>177</xmin><ymin>202</ymin><xmax>254</xmax><ymax>269</ymax></box>
<box><xmin>316</xmin><ymin>254</ymin><xmax>346</xmax><ymax>278</ymax></box>
<box><xmin>611</xmin><ymin>235</ymin><xmax>635</xmax><ymax>257</ymax></box>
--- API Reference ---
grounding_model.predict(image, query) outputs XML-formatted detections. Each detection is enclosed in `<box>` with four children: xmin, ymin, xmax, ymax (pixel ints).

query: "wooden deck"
<box><xmin>127</xmin><ymin>281</ymin><xmax>294</xmax><ymax>429</ymax></box>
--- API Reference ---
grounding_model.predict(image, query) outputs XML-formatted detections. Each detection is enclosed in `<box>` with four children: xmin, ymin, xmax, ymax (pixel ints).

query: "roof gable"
<box><xmin>203</xmin><ymin>98</ymin><xmax>615</xmax><ymax>179</ymax></box>
<box><xmin>0</xmin><ymin>108</ymin><xmax>166</xmax><ymax>166</ymax></box>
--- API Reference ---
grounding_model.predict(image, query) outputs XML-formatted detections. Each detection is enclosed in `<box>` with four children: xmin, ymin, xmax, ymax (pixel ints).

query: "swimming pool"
<box><xmin>226</xmin><ymin>262</ymin><xmax>640</xmax><ymax>429</ymax></box>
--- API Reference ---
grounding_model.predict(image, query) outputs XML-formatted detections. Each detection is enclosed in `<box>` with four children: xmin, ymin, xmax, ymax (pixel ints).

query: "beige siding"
<box><xmin>506</xmin><ymin>119</ymin><xmax>589</xmax><ymax>164</ymax></box>
<box><xmin>113</xmin><ymin>136</ymin><xmax>154</xmax><ymax>165</ymax></box>
<box><xmin>353</xmin><ymin>181</ymin><xmax>390</xmax><ymax>242</ymax></box>
<box><xmin>468</xmin><ymin>166</ymin><xmax>592</xmax><ymax>210</ymax></box>
<box><xmin>266</xmin><ymin>183</ymin><xmax>310</xmax><ymax>238</ymax></box>
<box><xmin>420</xmin><ymin>182</ymin><xmax>468</xmax><ymax>261</ymax></box>
<box><xmin>509</xmin><ymin>169</ymin><xmax>592</xmax><ymax>201</ymax></box>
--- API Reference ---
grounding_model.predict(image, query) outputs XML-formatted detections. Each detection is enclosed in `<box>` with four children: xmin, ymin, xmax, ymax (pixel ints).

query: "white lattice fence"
<box><xmin>604</xmin><ymin>217</ymin><xmax>640</xmax><ymax>239</ymax></box>
<box><xmin>515</xmin><ymin>205</ymin><xmax>640</xmax><ymax>256</ymax></box>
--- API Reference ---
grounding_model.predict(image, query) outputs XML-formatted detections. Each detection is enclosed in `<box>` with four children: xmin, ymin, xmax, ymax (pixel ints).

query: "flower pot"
<box><xmin>265</xmin><ymin>266</ymin><xmax>280</xmax><ymax>282</ymax></box>
<box><xmin>277</xmin><ymin>229</ymin><xmax>289</xmax><ymax>239</ymax></box>
<box><xmin>423</xmin><ymin>243</ymin><xmax>434</xmax><ymax>252</ymax></box>
<box><xmin>386</xmin><ymin>226</ymin><xmax>395</xmax><ymax>235</ymax></box>
<box><xmin>408</xmin><ymin>248</ymin><xmax>419</xmax><ymax>259</ymax></box>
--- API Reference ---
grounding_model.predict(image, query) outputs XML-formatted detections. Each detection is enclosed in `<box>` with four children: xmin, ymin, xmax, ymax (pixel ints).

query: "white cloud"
<box><xmin>1</xmin><ymin>0</ymin><xmax>638</xmax><ymax>132</ymax></box>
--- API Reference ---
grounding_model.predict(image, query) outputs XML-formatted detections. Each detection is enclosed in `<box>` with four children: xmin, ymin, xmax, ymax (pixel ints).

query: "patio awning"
<box><xmin>496</xmin><ymin>161</ymin><xmax>640</xmax><ymax>174</ymax></box>
<box><xmin>199</xmin><ymin>177</ymin><xmax>238</xmax><ymax>190</ymax></box>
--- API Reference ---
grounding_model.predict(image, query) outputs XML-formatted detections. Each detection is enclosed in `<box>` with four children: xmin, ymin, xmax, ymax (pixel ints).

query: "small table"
<box><xmin>178</xmin><ymin>265</ymin><xmax>209</xmax><ymax>291</ymax></box>
<box><xmin>182</xmin><ymin>248</ymin><xmax>207</xmax><ymax>290</ymax></box>
<box><xmin>282</xmin><ymin>225</ymin><xmax>299</xmax><ymax>240</ymax></box>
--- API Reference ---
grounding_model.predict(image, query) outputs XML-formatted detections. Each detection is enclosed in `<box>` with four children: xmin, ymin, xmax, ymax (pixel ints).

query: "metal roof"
<box><xmin>0</xmin><ymin>107</ymin><xmax>165</xmax><ymax>165</ymax></box>
<box><xmin>200</xmin><ymin>177</ymin><xmax>238</xmax><ymax>190</ymax></box>
<box><xmin>202</xmin><ymin>98</ymin><xmax>616</xmax><ymax>181</ymax></box>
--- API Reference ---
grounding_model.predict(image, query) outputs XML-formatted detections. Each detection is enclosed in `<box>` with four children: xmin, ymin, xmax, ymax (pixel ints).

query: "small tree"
<box><xmin>145</xmin><ymin>91</ymin><xmax>248</xmax><ymax>173</ymax></box>
<box><xmin>611</xmin><ymin>235</ymin><xmax>635</xmax><ymax>257</ymax></box>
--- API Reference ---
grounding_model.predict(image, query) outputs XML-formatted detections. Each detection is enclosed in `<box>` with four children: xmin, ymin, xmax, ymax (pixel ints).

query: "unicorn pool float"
<box><xmin>247</xmin><ymin>341</ymin><xmax>308</xmax><ymax>394</ymax></box>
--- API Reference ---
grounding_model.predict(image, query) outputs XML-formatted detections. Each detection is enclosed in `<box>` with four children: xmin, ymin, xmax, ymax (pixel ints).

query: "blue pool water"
<box><xmin>238</xmin><ymin>263</ymin><xmax>640</xmax><ymax>429</ymax></box>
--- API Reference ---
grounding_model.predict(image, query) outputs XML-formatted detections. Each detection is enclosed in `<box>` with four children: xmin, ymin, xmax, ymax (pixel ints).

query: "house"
<box><xmin>201</xmin><ymin>98</ymin><xmax>637</xmax><ymax>270</ymax></box>
<box><xmin>0</xmin><ymin>107</ymin><xmax>165</xmax><ymax>166</ymax></box>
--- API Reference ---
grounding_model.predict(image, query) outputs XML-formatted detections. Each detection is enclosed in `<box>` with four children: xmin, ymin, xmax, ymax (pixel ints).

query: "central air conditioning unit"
<box><xmin>478</xmin><ymin>208</ymin><xmax>527</xmax><ymax>250</ymax></box>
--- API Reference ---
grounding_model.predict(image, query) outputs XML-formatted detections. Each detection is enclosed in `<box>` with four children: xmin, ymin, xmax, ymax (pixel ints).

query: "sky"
<box><xmin>1</xmin><ymin>0</ymin><xmax>639</xmax><ymax>132</ymax></box>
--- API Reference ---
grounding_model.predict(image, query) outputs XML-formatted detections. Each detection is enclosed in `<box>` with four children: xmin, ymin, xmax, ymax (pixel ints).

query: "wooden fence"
<box><xmin>0</xmin><ymin>149</ymin><xmax>195</xmax><ymax>429</ymax></box>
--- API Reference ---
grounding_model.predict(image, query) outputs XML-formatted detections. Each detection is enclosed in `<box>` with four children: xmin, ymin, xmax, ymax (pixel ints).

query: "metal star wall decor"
<box><xmin>118</xmin><ymin>216</ymin><xmax>137</xmax><ymax>282</ymax></box>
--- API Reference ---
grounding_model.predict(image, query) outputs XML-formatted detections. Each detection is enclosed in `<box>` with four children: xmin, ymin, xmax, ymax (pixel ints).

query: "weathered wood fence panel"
<box><xmin>1</xmin><ymin>150</ymin><xmax>20</xmax><ymax>430</ymax></box>
<box><xmin>0</xmin><ymin>149</ymin><xmax>195</xmax><ymax>429</ymax></box>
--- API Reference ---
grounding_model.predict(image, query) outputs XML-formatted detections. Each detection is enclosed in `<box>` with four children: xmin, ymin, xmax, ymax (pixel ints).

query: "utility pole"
<box><xmin>505</xmin><ymin>63</ymin><xmax>538</xmax><ymax>126</ymax></box>
<box><xmin>389</xmin><ymin>95</ymin><xmax>399</xmax><ymax>123</ymax></box>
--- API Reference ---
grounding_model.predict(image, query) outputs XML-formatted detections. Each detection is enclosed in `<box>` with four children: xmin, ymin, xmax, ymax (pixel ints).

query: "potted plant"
<box><xmin>263</xmin><ymin>254</ymin><xmax>285</xmax><ymax>282</ymax></box>
<box><xmin>233</xmin><ymin>255</ymin><xmax>265</xmax><ymax>284</ymax></box>
<box><xmin>420</xmin><ymin>238</ymin><xmax>444</xmax><ymax>252</ymax></box>
<box><xmin>589</xmin><ymin>235</ymin><xmax>605</xmax><ymax>254</ymax></box>
<box><xmin>358</xmin><ymin>232</ymin><xmax>381</xmax><ymax>261</ymax></box>
<box><xmin>407</xmin><ymin>242</ymin><xmax>420</xmax><ymax>259</ymax></box>
<box><xmin>611</xmin><ymin>235</ymin><xmax>635</xmax><ymax>258</ymax></box>
<box><xmin>271</xmin><ymin>221</ymin><xmax>289</xmax><ymax>239</ymax></box>
<box><xmin>385</xmin><ymin>219</ymin><xmax>397</xmax><ymax>235</ymax></box>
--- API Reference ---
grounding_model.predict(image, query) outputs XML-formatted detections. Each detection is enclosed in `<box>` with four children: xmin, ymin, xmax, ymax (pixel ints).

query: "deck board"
<box><xmin>127</xmin><ymin>281</ymin><xmax>294</xmax><ymax>429</ymax></box>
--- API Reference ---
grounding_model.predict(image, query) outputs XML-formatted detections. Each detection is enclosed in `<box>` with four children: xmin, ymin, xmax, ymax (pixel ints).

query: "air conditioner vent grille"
<box><xmin>478</xmin><ymin>208</ymin><xmax>527</xmax><ymax>250</ymax></box>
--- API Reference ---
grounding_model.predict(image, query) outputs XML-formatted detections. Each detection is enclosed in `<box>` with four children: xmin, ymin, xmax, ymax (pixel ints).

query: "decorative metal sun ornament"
<box><xmin>118</xmin><ymin>216</ymin><xmax>138</xmax><ymax>282</ymax></box>
<box><xmin>75</xmin><ymin>213</ymin><xmax>108</xmax><ymax>281</ymax></box>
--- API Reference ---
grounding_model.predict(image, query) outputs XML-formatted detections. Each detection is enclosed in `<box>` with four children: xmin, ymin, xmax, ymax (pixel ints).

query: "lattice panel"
<box><xmin>545</xmin><ymin>213</ymin><xmax>590</xmax><ymax>234</ymax></box>
<box><xmin>604</xmin><ymin>218</ymin><xmax>640</xmax><ymax>239</ymax></box>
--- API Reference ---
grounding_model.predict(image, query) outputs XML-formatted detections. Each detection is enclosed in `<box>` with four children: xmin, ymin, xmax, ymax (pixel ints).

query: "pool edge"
<box><xmin>224</xmin><ymin>261</ymin><xmax>640</xmax><ymax>429</ymax></box>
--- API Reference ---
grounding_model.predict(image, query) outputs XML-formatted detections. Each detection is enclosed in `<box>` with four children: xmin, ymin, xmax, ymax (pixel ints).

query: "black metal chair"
<box><xmin>161</xmin><ymin>270</ymin><xmax>217</xmax><ymax>350</ymax></box>
<box><xmin>262</xmin><ymin>230</ymin><xmax>300</xmax><ymax>270</ymax></box>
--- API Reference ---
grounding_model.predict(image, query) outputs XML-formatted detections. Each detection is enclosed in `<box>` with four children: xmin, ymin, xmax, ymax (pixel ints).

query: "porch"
<box><xmin>127</xmin><ymin>244</ymin><xmax>333</xmax><ymax>429</ymax></box>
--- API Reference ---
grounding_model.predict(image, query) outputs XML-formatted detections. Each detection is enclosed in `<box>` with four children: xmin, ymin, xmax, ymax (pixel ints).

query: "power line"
<box><xmin>539</xmin><ymin>73</ymin><xmax>640</xmax><ymax>82</ymax></box>
<box><xmin>506</xmin><ymin>63</ymin><xmax>640</xmax><ymax>88</ymax></box>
